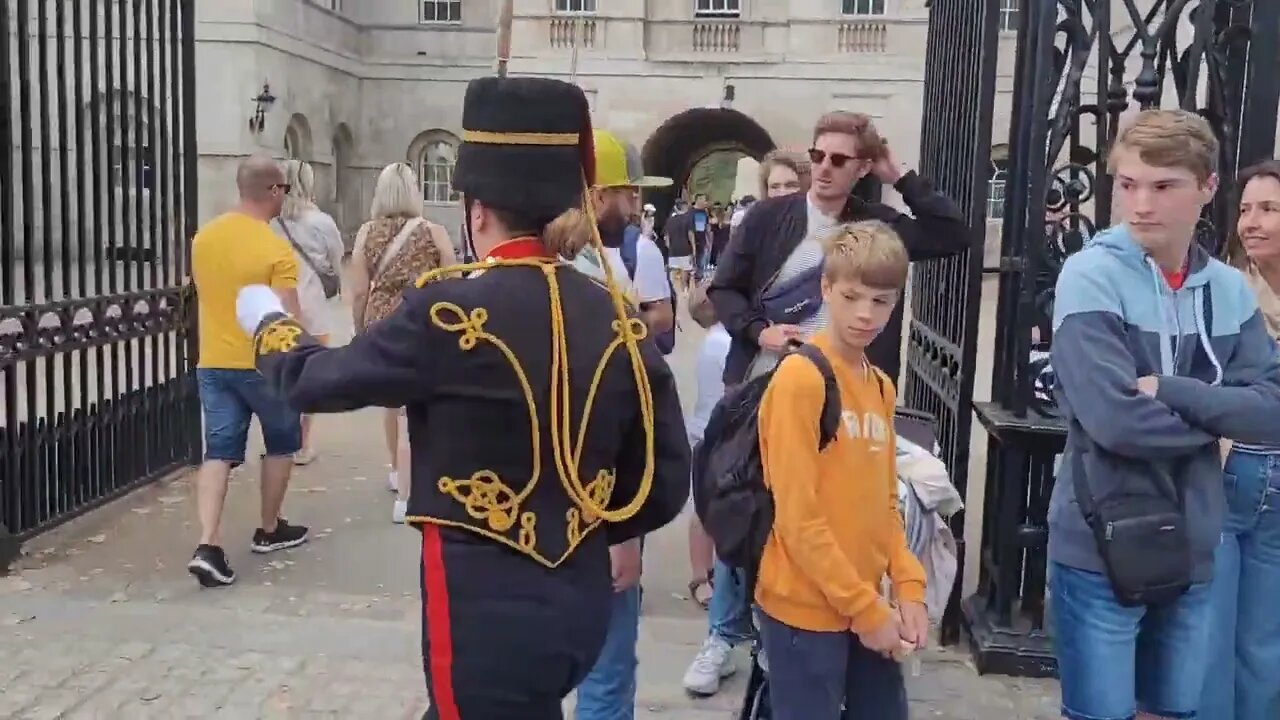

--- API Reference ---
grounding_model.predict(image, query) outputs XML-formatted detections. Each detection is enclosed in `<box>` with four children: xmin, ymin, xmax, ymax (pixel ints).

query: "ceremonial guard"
<box><xmin>234</xmin><ymin>77</ymin><xmax>691</xmax><ymax>719</ymax></box>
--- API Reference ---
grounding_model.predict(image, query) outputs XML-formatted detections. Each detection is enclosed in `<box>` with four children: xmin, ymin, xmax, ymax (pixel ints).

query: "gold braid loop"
<box><xmin>415</xmin><ymin>200</ymin><xmax>657</xmax><ymax>532</ymax></box>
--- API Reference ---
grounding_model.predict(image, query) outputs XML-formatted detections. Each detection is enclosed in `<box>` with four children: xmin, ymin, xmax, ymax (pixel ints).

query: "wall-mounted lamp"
<box><xmin>721</xmin><ymin>83</ymin><xmax>736</xmax><ymax>110</ymax></box>
<box><xmin>248</xmin><ymin>82</ymin><xmax>277</xmax><ymax>134</ymax></box>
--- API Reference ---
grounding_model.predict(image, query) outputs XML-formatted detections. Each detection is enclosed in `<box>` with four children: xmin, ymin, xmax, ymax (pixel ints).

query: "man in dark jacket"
<box><xmin>708</xmin><ymin>111</ymin><xmax>972</xmax><ymax>384</ymax></box>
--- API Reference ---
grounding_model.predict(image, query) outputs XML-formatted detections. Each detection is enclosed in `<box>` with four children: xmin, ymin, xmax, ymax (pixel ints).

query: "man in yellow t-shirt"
<box><xmin>186</xmin><ymin>155</ymin><xmax>310</xmax><ymax>589</ymax></box>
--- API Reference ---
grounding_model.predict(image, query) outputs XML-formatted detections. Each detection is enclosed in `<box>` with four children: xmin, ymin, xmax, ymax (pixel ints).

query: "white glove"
<box><xmin>236</xmin><ymin>285</ymin><xmax>286</xmax><ymax>336</ymax></box>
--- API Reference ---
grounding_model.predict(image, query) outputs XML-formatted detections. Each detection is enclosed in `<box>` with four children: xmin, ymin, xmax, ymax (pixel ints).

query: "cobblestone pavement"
<box><xmin>0</xmin><ymin>305</ymin><xmax>1059</xmax><ymax>719</ymax></box>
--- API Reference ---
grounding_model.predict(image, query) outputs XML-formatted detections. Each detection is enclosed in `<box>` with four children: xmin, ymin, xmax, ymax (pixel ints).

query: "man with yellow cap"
<box><xmin>233</xmin><ymin>76</ymin><xmax>691</xmax><ymax>719</ymax></box>
<box><xmin>572</xmin><ymin>130</ymin><xmax>675</xmax><ymax>339</ymax></box>
<box><xmin>572</xmin><ymin>129</ymin><xmax>676</xmax><ymax>720</ymax></box>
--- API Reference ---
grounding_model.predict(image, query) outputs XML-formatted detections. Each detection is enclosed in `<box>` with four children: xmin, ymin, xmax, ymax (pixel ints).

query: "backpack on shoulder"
<box><xmin>620</xmin><ymin>225</ymin><xmax>677</xmax><ymax>355</ymax></box>
<box><xmin>691</xmin><ymin>344</ymin><xmax>843</xmax><ymax>581</ymax></box>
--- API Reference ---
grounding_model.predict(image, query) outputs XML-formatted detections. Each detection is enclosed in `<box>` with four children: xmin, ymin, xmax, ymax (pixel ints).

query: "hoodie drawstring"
<box><xmin>1145</xmin><ymin>255</ymin><xmax>1224</xmax><ymax>385</ymax></box>
<box><xmin>1193</xmin><ymin>286</ymin><xmax>1224</xmax><ymax>386</ymax></box>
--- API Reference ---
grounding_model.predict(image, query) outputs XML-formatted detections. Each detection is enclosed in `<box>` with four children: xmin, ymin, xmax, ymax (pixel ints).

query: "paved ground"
<box><xmin>0</xmin><ymin>287</ymin><xmax>1059</xmax><ymax>719</ymax></box>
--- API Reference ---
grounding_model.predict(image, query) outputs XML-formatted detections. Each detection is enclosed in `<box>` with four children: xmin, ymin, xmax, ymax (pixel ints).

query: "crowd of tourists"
<box><xmin>183</xmin><ymin>69</ymin><xmax>1280</xmax><ymax>720</ymax></box>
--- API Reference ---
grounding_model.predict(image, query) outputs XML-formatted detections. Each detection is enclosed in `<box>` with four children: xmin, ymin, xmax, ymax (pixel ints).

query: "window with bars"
<box><xmin>695</xmin><ymin>0</ymin><xmax>741</xmax><ymax>18</ymax></box>
<box><xmin>421</xmin><ymin>141</ymin><xmax>459</xmax><ymax>204</ymax></box>
<box><xmin>421</xmin><ymin>0</ymin><xmax>462</xmax><ymax>23</ymax></box>
<box><xmin>999</xmin><ymin>0</ymin><xmax>1018</xmax><ymax>32</ymax></box>
<box><xmin>555</xmin><ymin>0</ymin><xmax>597</xmax><ymax>12</ymax></box>
<box><xmin>841</xmin><ymin>0</ymin><xmax>885</xmax><ymax>15</ymax></box>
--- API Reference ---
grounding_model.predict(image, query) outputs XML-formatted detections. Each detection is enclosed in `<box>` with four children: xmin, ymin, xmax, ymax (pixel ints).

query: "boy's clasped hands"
<box><xmin>857</xmin><ymin>599</ymin><xmax>929</xmax><ymax>662</ymax></box>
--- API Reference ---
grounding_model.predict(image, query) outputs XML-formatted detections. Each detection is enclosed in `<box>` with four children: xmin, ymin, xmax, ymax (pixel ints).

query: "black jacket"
<box><xmin>708</xmin><ymin>171</ymin><xmax>972</xmax><ymax>384</ymax></box>
<box><xmin>253</xmin><ymin>263</ymin><xmax>691</xmax><ymax>566</ymax></box>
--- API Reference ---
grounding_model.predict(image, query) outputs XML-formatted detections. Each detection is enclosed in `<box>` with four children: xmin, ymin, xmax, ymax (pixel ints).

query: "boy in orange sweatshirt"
<box><xmin>755</xmin><ymin>220</ymin><xmax>927</xmax><ymax>720</ymax></box>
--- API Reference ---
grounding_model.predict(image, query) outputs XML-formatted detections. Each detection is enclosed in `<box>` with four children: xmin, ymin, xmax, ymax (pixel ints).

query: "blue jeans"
<box><xmin>574</xmin><ymin>585</ymin><xmax>641</xmax><ymax>720</ymax></box>
<box><xmin>197</xmin><ymin>368</ymin><xmax>301</xmax><ymax>465</ymax></box>
<box><xmin>1202</xmin><ymin>448</ymin><xmax>1280</xmax><ymax>720</ymax></box>
<box><xmin>708</xmin><ymin>559</ymin><xmax>754</xmax><ymax>645</ymax></box>
<box><xmin>756</xmin><ymin>609</ymin><xmax>906</xmax><ymax>720</ymax></box>
<box><xmin>1050</xmin><ymin>561</ymin><xmax>1213</xmax><ymax>720</ymax></box>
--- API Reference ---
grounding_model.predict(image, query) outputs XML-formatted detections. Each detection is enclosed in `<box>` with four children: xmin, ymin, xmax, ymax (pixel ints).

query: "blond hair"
<box><xmin>821</xmin><ymin>220</ymin><xmax>909</xmax><ymax>290</ymax></box>
<box><xmin>370</xmin><ymin>162</ymin><xmax>424</xmax><ymax>220</ymax></box>
<box><xmin>280</xmin><ymin>159</ymin><xmax>316</xmax><ymax>220</ymax></box>
<box><xmin>758</xmin><ymin>149</ymin><xmax>811</xmax><ymax>197</ymax></box>
<box><xmin>813</xmin><ymin>111</ymin><xmax>888</xmax><ymax>161</ymax></box>
<box><xmin>1110</xmin><ymin>109</ymin><xmax>1219</xmax><ymax>183</ymax></box>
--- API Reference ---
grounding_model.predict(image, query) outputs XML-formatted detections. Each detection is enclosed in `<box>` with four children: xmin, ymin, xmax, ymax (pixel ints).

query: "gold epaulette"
<box><xmin>253</xmin><ymin>315</ymin><xmax>306</xmax><ymax>357</ymax></box>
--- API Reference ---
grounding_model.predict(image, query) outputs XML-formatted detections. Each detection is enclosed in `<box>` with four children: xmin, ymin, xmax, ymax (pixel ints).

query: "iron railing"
<box><xmin>904</xmin><ymin>0</ymin><xmax>999</xmax><ymax>645</ymax></box>
<box><xmin>0</xmin><ymin>0</ymin><xmax>200</xmax><ymax>562</ymax></box>
<box><xmin>967</xmin><ymin>0</ymin><xmax>1280</xmax><ymax>676</ymax></box>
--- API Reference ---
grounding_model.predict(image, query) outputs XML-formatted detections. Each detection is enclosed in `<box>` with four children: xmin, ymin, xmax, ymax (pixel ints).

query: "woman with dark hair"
<box><xmin>1201</xmin><ymin>159</ymin><xmax>1280</xmax><ymax>720</ymax></box>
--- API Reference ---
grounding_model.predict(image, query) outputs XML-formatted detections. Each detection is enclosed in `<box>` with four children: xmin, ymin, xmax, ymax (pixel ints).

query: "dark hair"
<box><xmin>486</xmin><ymin>204</ymin><xmax>592</xmax><ymax>258</ymax></box>
<box><xmin>1227</xmin><ymin>159</ymin><xmax>1280</xmax><ymax>267</ymax></box>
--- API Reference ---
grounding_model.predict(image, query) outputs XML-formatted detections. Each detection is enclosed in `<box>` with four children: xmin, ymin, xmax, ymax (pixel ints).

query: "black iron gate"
<box><xmin>0</xmin><ymin>0</ymin><xmax>200</xmax><ymax>566</ymax></box>
<box><xmin>966</xmin><ymin>0</ymin><xmax>1280</xmax><ymax>676</ymax></box>
<box><xmin>903</xmin><ymin>0</ymin><xmax>1000</xmax><ymax>644</ymax></box>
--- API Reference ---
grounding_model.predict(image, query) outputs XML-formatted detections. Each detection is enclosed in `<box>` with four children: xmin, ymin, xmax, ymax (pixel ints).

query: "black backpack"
<box><xmin>692</xmin><ymin>344</ymin><xmax>842</xmax><ymax>582</ymax></box>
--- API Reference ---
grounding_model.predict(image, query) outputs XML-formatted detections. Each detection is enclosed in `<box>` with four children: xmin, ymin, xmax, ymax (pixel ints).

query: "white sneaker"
<box><xmin>392</xmin><ymin>499</ymin><xmax>407</xmax><ymax>524</ymax></box>
<box><xmin>682</xmin><ymin>636</ymin><xmax>736</xmax><ymax>697</ymax></box>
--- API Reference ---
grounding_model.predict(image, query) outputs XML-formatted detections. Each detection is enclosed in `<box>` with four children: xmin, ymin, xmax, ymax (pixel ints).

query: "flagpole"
<box><xmin>496</xmin><ymin>0</ymin><xmax>513</xmax><ymax>77</ymax></box>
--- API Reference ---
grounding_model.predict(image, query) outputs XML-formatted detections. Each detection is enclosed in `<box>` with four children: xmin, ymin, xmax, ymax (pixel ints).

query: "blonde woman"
<box><xmin>271</xmin><ymin>159</ymin><xmax>345</xmax><ymax>465</ymax></box>
<box><xmin>348</xmin><ymin>162</ymin><xmax>456</xmax><ymax>523</ymax></box>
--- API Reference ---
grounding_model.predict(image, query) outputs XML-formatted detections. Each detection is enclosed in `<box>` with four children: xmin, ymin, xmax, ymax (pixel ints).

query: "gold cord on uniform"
<box><xmin>410</xmin><ymin>128</ymin><xmax>657</xmax><ymax>539</ymax></box>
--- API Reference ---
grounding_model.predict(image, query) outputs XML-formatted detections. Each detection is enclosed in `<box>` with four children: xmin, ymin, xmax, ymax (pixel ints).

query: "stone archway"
<box><xmin>641</xmin><ymin>108</ymin><xmax>774</xmax><ymax>228</ymax></box>
<box><xmin>331</xmin><ymin>123</ymin><xmax>356</xmax><ymax>243</ymax></box>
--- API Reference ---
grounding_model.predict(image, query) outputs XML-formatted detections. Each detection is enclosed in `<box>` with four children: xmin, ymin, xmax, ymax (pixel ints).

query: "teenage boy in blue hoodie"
<box><xmin>1050</xmin><ymin>108</ymin><xmax>1280</xmax><ymax>720</ymax></box>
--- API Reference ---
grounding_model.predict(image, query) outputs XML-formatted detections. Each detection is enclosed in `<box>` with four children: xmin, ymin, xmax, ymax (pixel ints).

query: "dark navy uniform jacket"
<box><xmin>252</xmin><ymin>261</ymin><xmax>691</xmax><ymax>566</ymax></box>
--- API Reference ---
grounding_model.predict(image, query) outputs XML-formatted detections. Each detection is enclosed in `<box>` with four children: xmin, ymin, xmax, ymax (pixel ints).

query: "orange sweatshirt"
<box><xmin>755</xmin><ymin>332</ymin><xmax>927</xmax><ymax>635</ymax></box>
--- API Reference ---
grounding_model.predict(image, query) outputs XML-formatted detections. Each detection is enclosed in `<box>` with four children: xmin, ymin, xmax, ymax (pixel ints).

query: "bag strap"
<box><xmin>793</xmin><ymin>344</ymin><xmax>842</xmax><ymax>451</ymax></box>
<box><xmin>371</xmin><ymin>217</ymin><xmax>425</xmax><ymax>286</ymax></box>
<box><xmin>274</xmin><ymin>218</ymin><xmax>327</xmax><ymax>278</ymax></box>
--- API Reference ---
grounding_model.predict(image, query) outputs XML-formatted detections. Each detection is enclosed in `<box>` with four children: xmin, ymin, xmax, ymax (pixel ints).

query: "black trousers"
<box><xmin>419</xmin><ymin>525</ymin><xmax>614</xmax><ymax>720</ymax></box>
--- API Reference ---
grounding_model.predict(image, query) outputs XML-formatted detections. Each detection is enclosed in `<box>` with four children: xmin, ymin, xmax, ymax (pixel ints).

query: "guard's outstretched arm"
<box><xmin>248</xmin><ymin>289</ymin><xmax>436</xmax><ymax>414</ymax></box>
<box><xmin>606</xmin><ymin>338</ymin><xmax>691</xmax><ymax>545</ymax></box>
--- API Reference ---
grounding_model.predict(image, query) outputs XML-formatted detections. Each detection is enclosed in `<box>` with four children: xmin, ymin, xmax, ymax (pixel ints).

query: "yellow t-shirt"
<box><xmin>191</xmin><ymin>212</ymin><xmax>299</xmax><ymax>369</ymax></box>
<box><xmin>755</xmin><ymin>331</ymin><xmax>926</xmax><ymax>634</ymax></box>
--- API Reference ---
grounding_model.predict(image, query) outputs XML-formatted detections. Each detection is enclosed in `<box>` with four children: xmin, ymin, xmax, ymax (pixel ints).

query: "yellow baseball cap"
<box><xmin>593</xmin><ymin>130</ymin><xmax>673</xmax><ymax>189</ymax></box>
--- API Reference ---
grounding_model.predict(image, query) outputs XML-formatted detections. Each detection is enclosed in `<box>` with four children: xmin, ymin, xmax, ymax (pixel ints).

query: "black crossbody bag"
<box><xmin>1071</xmin><ymin>449</ymin><xmax>1192</xmax><ymax>606</ymax></box>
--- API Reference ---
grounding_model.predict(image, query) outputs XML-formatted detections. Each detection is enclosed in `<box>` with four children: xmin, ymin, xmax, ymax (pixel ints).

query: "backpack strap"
<box><xmin>793</xmin><ymin>344</ymin><xmax>842</xmax><ymax>451</ymax></box>
<box><xmin>620</xmin><ymin>225</ymin><xmax>640</xmax><ymax>280</ymax></box>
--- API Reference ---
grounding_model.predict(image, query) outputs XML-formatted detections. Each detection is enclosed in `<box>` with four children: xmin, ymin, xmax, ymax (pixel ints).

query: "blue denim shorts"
<box><xmin>1050</xmin><ymin>561</ymin><xmax>1213</xmax><ymax>720</ymax></box>
<box><xmin>197</xmin><ymin>368</ymin><xmax>301</xmax><ymax>464</ymax></box>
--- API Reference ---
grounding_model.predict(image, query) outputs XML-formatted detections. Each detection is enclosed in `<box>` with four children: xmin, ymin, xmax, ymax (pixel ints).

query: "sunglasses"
<box><xmin>807</xmin><ymin>148</ymin><xmax>863</xmax><ymax>169</ymax></box>
<box><xmin>271</xmin><ymin>183</ymin><xmax>292</xmax><ymax>194</ymax></box>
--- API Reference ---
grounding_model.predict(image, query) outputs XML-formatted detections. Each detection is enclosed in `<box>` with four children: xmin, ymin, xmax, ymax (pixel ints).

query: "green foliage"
<box><xmin>686</xmin><ymin>151</ymin><xmax>744</xmax><ymax>205</ymax></box>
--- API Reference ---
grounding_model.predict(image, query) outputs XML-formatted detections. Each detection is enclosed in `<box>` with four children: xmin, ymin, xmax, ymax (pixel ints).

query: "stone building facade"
<box><xmin>194</xmin><ymin>0</ymin><xmax>1026</xmax><ymax>252</ymax></box>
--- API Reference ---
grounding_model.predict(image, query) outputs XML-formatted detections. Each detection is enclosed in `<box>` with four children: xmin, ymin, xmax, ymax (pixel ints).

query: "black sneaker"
<box><xmin>187</xmin><ymin>544</ymin><xmax>236</xmax><ymax>588</ymax></box>
<box><xmin>251</xmin><ymin>518</ymin><xmax>310</xmax><ymax>553</ymax></box>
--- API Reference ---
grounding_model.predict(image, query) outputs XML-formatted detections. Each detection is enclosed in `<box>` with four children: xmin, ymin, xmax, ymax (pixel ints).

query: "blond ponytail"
<box><xmin>541</xmin><ymin>207</ymin><xmax>594</xmax><ymax>259</ymax></box>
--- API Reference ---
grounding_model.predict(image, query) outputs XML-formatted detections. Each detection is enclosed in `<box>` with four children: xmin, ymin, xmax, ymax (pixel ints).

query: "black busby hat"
<box><xmin>453</xmin><ymin>76</ymin><xmax>595</xmax><ymax>220</ymax></box>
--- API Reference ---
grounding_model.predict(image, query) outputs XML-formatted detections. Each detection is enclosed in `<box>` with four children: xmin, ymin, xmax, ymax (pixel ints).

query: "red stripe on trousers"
<box><xmin>421</xmin><ymin>525</ymin><xmax>461</xmax><ymax>720</ymax></box>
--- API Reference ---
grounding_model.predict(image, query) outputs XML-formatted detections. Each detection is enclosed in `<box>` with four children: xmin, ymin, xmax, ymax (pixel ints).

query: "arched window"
<box><xmin>987</xmin><ymin>168</ymin><xmax>1008</xmax><ymax>222</ymax></box>
<box><xmin>987</xmin><ymin>145</ymin><xmax>1010</xmax><ymax>222</ymax></box>
<box><xmin>420</xmin><ymin>139</ymin><xmax>459</xmax><ymax>204</ymax></box>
